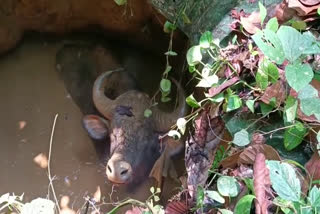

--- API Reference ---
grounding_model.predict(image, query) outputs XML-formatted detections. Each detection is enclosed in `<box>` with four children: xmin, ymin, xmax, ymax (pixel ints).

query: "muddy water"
<box><xmin>0</xmin><ymin>36</ymin><xmax>181</xmax><ymax>212</ymax></box>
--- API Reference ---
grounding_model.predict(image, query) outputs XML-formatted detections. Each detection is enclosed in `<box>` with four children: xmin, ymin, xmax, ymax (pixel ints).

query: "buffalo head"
<box><xmin>83</xmin><ymin>69</ymin><xmax>186</xmax><ymax>184</ymax></box>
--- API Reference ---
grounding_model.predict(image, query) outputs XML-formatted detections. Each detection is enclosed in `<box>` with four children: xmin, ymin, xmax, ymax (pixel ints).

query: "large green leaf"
<box><xmin>284</xmin><ymin>121</ymin><xmax>307</xmax><ymax>151</ymax></box>
<box><xmin>265</xmin><ymin>17</ymin><xmax>279</xmax><ymax>32</ymax></box>
<box><xmin>186</xmin><ymin>94</ymin><xmax>200</xmax><ymax>108</ymax></box>
<box><xmin>258</xmin><ymin>2</ymin><xmax>267</xmax><ymax>26</ymax></box>
<box><xmin>252</xmin><ymin>29</ymin><xmax>285</xmax><ymax>64</ymax></box>
<box><xmin>277</xmin><ymin>26</ymin><xmax>304</xmax><ymax>62</ymax></box>
<box><xmin>267</xmin><ymin>160</ymin><xmax>301</xmax><ymax>202</ymax></box>
<box><xmin>285</xmin><ymin>62</ymin><xmax>313</xmax><ymax>92</ymax></box>
<box><xmin>217</xmin><ymin>176</ymin><xmax>240</xmax><ymax>197</ymax></box>
<box><xmin>298</xmin><ymin>84</ymin><xmax>320</xmax><ymax>117</ymax></box>
<box><xmin>234</xmin><ymin>195</ymin><xmax>255</xmax><ymax>214</ymax></box>
<box><xmin>199</xmin><ymin>31</ymin><xmax>213</xmax><ymax>48</ymax></box>
<box><xmin>298</xmin><ymin>84</ymin><xmax>319</xmax><ymax>100</ymax></box>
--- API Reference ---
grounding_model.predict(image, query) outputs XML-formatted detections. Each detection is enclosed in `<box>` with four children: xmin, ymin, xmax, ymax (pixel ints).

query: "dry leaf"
<box><xmin>18</xmin><ymin>121</ymin><xmax>27</xmax><ymax>130</ymax></box>
<box><xmin>208</xmin><ymin>77</ymin><xmax>240</xmax><ymax>97</ymax></box>
<box><xmin>33</xmin><ymin>153</ymin><xmax>48</xmax><ymax>168</ymax></box>
<box><xmin>288</xmin><ymin>0</ymin><xmax>320</xmax><ymax>15</ymax></box>
<box><xmin>240</xmin><ymin>11</ymin><xmax>261</xmax><ymax>34</ymax></box>
<box><xmin>239</xmin><ymin>144</ymin><xmax>281</xmax><ymax>165</ymax></box>
<box><xmin>305</xmin><ymin>152</ymin><xmax>320</xmax><ymax>181</ymax></box>
<box><xmin>260</xmin><ymin>81</ymin><xmax>286</xmax><ymax>106</ymax></box>
<box><xmin>125</xmin><ymin>206</ymin><xmax>146</xmax><ymax>214</ymax></box>
<box><xmin>60</xmin><ymin>196</ymin><xmax>76</xmax><ymax>214</ymax></box>
<box><xmin>93</xmin><ymin>186</ymin><xmax>101</xmax><ymax>203</ymax></box>
<box><xmin>253</xmin><ymin>153</ymin><xmax>271</xmax><ymax>214</ymax></box>
<box><xmin>165</xmin><ymin>201</ymin><xmax>189</xmax><ymax>214</ymax></box>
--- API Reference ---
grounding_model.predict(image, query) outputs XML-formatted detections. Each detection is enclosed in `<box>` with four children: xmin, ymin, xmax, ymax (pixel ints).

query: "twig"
<box><xmin>47</xmin><ymin>114</ymin><xmax>61</xmax><ymax>213</ymax></box>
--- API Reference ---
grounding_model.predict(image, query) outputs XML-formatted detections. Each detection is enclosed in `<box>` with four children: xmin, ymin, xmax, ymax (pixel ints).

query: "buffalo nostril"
<box><xmin>107</xmin><ymin>165</ymin><xmax>112</xmax><ymax>173</ymax></box>
<box><xmin>120</xmin><ymin>169</ymin><xmax>128</xmax><ymax>175</ymax></box>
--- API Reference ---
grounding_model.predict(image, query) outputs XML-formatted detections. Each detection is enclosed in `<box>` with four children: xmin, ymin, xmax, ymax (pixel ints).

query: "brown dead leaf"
<box><xmin>251</xmin><ymin>133</ymin><xmax>266</xmax><ymax>145</ymax></box>
<box><xmin>240</xmin><ymin>11</ymin><xmax>261</xmax><ymax>34</ymax></box>
<box><xmin>165</xmin><ymin>201</ymin><xmax>189</xmax><ymax>214</ymax></box>
<box><xmin>220</xmin><ymin>151</ymin><xmax>242</xmax><ymax>169</ymax></box>
<box><xmin>260</xmin><ymin>81</ymin><xmax>286</xmax><ymax>106</ymax></box>
<box><xmin>305</xmin><ymin>152</ymin><xmax>320</xmax><ymax>181</ymax></box>
<box><xmin>208</xmin><ymin>77</ymin><xmax>240</xmax><ymax>97</ymax></box>
<box><xmin>194</xmin><ymin>111</ymin><xmax>209</xmax><ymax>148</ymax></box>
<box><xmin>288</xmin><ymin>0</ymin><xmax>320</xmax><ymax>15</ymax></box>
<box><xmin>33</xmin><ymin>153</ymin><xmax>48</xmax><ymax>168</ymax></box>
<box><xmin>93</xmin><ymin>186</ymin><xmax>101</xmax><ymax>203</ymax></box>
<box><xmin>253</xmin><ymin>153</ymin><xmax>271</xmax><ymax>214</ymax></box>
<box><xmin>125</xmin><ymin>206</ymin><xmax>146</xmax><ymax>214</ymax></box>
<box><xmin>60</xmin><ymin>196</ymin><xmax>76</xmax><ymax>214</ymax></box>
<box><xmin>239</xmin><ymin>144</ymin><xmax>281</xmax><ymax>165</ymax></box>
<box><xmin>274</xmin><ymin>1</ymin><xmax>297</xmax><ymax>22</ymax></box>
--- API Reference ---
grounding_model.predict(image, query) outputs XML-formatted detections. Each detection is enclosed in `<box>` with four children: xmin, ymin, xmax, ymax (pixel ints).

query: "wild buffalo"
<box><xmin>83</xmin><ymin>69</ymin><xmax>187</xmax><ymax>184</ymax></box>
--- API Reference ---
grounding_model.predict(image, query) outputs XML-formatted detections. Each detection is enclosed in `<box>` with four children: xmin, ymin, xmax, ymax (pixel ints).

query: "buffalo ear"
<box><xmin>82</xmin><ymin>115</ymin><xmax>109</xmax><ymax>140</ymax></box>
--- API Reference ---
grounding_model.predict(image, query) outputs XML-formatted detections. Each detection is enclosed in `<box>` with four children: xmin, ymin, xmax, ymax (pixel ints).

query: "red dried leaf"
<box><xmin>253</xmin><ymin>153</ymin><xmax>271</xmax><ymax>214</ymax></box>
<box><xmin>220</xmin><ymin>151</ymin><xmax>242</xmax><ymax>169</ymax></box>
<box><xmin>251</xmin><ymin>133</ymin><xmax>266</xmax><ymax>145</ymax></box>
<box><xmin>240</xmin><ymin>11</ymin><xmax>261</xmax><ymax>34</ymax></box>
<box><xmin>260</xmin><ymin>81</ymin><xmax>286</xmax><ymax>106</ymax></box>
<box><xmin>165</xmin><ymin>201</ymin><xmax>189</xmax><ymax>214</ymax></box>
<box><xmin>239</xmin><ymin>144</ymin><xmax>281</xmax><ymax>165</ymax></box>
<box><xmin>305</xmin><ymin>152</ymin><xmax>320</xmax><ymax>181</ymax></box>
<box><xmin>208</xmin><ymin>77</ymin><xmax>240</xmax><ymax>97</ymax></box>
<box><xmin>194</xmin><ymin>111</ymin><xmax>209</xmax><ymax>148</ymax></box>
<box><xmin>288</xmin><ymin>0</ymin><xmax>320</xmax><ymax>15</ymax></box>
<box><xmin>125</xmin><ymin>207</ymin><xmax>146</xmax><ymax>214</ymax></box>
<box><xmin>274</xmin><ymin>1</ymin><xmax>297</xmax><ymax>23</ymax></box>
<box><xmin>299</xmin><ymin>0</ymin><xmax>320</xmax><ymax>6</ymax></box>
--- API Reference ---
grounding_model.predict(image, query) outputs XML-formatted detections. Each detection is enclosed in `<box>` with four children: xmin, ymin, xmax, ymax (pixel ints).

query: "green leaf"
<box><xmin>285</xmin><ymin>62</ymin><xmax>313</xmax><ymax>92</ymax></box>
<box><xmin>233</xmin><ymin>129</ymin><xmax>250</xmax><ymax>147</ymax></box>
<box><xmin>246</xmin><ymin>100</ymin><xmax>255</xmax><ymax>113</ymax></box>
<box><xmin>300</xmin><ymin>98</ymin><xmax>320</xmax><ymax>117</ymax></box>
<box><xmin>208</xmin><ymin>92</ymin><xmax>224</xmax><ymax>103</ymax></box>
<box><xmin>266</xmin><ymin>17</ymin><xmax>279</xmax><ymax>32</ymax></box>
<box><xmin>284</xmin><ymin>121</ymin><xmax>307</xmax><ymax>151</ymax></box>
<box><xmin>154</xmin><ymin>195</ymin><xmax>160</xmax><ymax>202</ymax></box>
<box><xmin>160</xmin><ymin>79</ymin><xmax>171</xmax><ymax>93</ymax></box>
<box><xmin>298</xmin><ymin>84</ymin><xmax>319</xmax><ymax>100</ymax></box>
<box><xmin>260</xmin><ymin>102</ymin><xmax>273</xmax><ymax>115</ymax></box>
<box><xmin>226</xmin><ymin>95</ymin><xmax>242</xmax><ymax>112</ymax></box>
<box><xmin>301</xmin><ymin>31</ymin><xmax>320</xmax><ymax>55</ymax></box>
<box><xmin>256</xmin><ymin>66</ymin><xmax>269</xmax><ymax>90</ymax></box>
<box><xmin>186</xmin><ymin>45</ymin><xmax>202</xmax><ymax>66</ymax></box>
<box><xmin>161</xmin><ymin>96</ymin><xmax>171</xmax><ymax>103</ymax></box>
<box><xmin>217</xmin><ymin>176</ymin><xmax>240</xmax><ymax>197</ymax></box>
<box><xmin>267</xmin><ymin>160</ymin><xmax>301</xmax><ymax>201</ymax></box>
<box><xmin>163</xmin><ymin>21</ymin><xmax>176</xmax><ymax>33</ymax></box>
<box><xmin>181</xmin><ymin>11</ymin><xmax>191</xmax><ymax>24</ymax></box>
<box><xmin>206</xmin><ymin>190</ymin><xmax>225</xmax><ymax>204</ymax></box>
<box><xmin>164</xmin><ymin>51</ymin><xmax>177</xmax><ymax>56</ymax></box>
<box><xmin>277</xmin><ymin>26</ymin><xmax>304</xmax><ymax>62</ymax></box>
<box><xmin>168</xmin><ymin>130</ymin><xmax>181</xmax><ymax>139</ymax></box>
<box><xmin>243</xmin><ymin>178</ymin><xmax>254</xmax><ymax>194</ymax></box>
<box><xmin>318</xmin><ymin>7</ymin><xmax>320</xmax><ymax>15</ymax></box>
<box><xmin>258</xmin><ymin>2</ymin><xmax>267</xmax><ymax>26</ymax></box>
<box><xmin>189</xmin><ymin>65</ymin><xmax>196</xmax><ymax>73</ymax></box>
<box><xmin>176</xmin><ymin>118</ymin><xmax>187</xmax><ymax>135</ymax></box>
<box><xmin>308</xmin><ymin>186</ymin><xmax>320</xmax><ymax>208</ymax></box>
<box><xmin>197</xmin><ymin>75</ymin><xmax>218</xmax><ymax>88</ymax></box>
<box><xmin>199</xmin><ymin>31</ymin><xmax>213</xmax><ymax>48</ymax></box>
<box><xmin>234</xmin><ymin>195</ymin><xmax>255</xmax><ymax>214</ymax></box>
<box><xmin>252</xmin><ymin>29</ymin><xmax>285</xmax><ymax>64</ymax></box>
<box><xmin>218</xmin><ymin>209</ymin><xmax>233</xmax><ymax>214</ymax></box>
<box><xmin>114</xmin><ymin>0</ymin><xmax>127</xmax><ymax>6</ymax></box>
<box><xmin>284</xmin><ymin>96</ymin><xmax>297</xmax><ymax>123</ymax></box>
<box><xmin>196</xmin><ymin>186</ymin><xmax>204</xmax><ymax>208</ymax></box>
<box><xmin>150</xmin><ymin>186</ymin><xmax>155</xmax><ymax>193</ymax></box>
<box><xmin>163</xmin><ymin>65</ymin><xmax>172</xmax><ymax>75</ymax></box>
<box><xmin>144</xmin><ymin>109</ymin><xmax>152</xmax><ymax>118</ymax></box>
<box><xmin>291</xmin><ymin>20</ymin><xmax>307</xmax><ymax>31</ymax></box>
<box><xmin>186</xmin><ymin>94</ymin><xmax>200</xmax><ymax>108</ymax></box>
